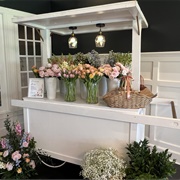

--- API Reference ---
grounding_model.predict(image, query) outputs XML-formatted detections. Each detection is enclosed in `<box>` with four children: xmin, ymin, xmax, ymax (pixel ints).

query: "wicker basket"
<box><xmin>103</xmin><ymin>88</ymin><xmax>154</xmax><ymax>109</ymax></box>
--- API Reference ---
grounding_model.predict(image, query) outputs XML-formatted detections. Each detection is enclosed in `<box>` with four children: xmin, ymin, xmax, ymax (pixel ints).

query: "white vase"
<box><xmin>99</xmin><ymin>76</ymin><xmax>107</xmax><ymax>96</ymax></box>
<box><xmin>45</xmin><ymin>77</ymin><xmax>57</xmax><ymax>99</ymax></box>
<box><xmin>107</xmin><ymin>78</ymin><xmax>120</xmax><ymax>92</ymax></box>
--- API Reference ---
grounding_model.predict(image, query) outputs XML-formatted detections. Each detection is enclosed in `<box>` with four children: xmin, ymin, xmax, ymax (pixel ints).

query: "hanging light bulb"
<box><xmin>68</xmin><ymin>26</ymin><xmax>77</xmax><ymax>49</ymax></box>
<box><xmin>95</xmin><ymin>23</ymin><xmax>106</xmax><ymax>48</ymax></box>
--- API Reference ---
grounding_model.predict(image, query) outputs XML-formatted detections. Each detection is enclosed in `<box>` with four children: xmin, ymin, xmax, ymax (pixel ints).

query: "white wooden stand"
<box><xmin>12</xmin><ymin>96</ymin><xmax>145</xmax><ymax>165</ymax></box>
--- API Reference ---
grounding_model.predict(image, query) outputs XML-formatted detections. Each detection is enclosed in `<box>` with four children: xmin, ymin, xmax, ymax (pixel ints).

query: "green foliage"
<box><xmin>105</xmin><ymin>50</ymin><xmax>132</xmax><ymax>67</ymax></box>
<box><xmin>114</xmin><ymin>52</ymin><xmax>132</xmax><ymax>67</ymax></box>
<box><xmin>125</xmin><ymin>139</ymin><xmax>176</xmax><ymax>179</ymax></box>
<box><xmin>48</xmin><ymin>54</ymin><xmax>74</xmax><ymax>65</ymax></box>
<box><xmin>74</xmin><ymin>52</ymin><xmax>88</xmax><ymax>65</ymax></box>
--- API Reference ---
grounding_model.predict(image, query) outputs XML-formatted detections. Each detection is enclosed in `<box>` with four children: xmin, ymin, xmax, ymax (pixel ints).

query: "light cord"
<box><xmin>36</xmin><ymin>152</ymin><xmax>66</xmax><ymax>168</ymax></box>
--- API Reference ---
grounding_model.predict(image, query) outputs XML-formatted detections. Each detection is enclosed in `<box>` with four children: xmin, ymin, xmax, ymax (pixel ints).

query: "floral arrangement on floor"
<box><xmin>80</xmin><ymin>147</ymin><xmax>127</xmax><ymax>180</ymax></box>
<box><xmin>0</xmin><ymin>118</ymin><xmax>39</xmax><ymax>179</ymax></box>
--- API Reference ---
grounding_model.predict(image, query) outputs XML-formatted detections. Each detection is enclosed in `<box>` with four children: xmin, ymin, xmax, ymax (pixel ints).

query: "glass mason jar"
<box><xmin>64</xmin><ymin>79</ymin><xmax>76</xmax><ymax>102</ymax></box>
<box><xmin>85</xmin><ymin>81</ymin><xmax>99</xmax><ymax>104</ymax></box>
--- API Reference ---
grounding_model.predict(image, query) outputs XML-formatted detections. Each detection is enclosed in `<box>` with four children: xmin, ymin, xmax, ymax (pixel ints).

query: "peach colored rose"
<box><xmin>25</xmin><ymin>158</ymin><xmax>30</xmax><ymax>163</ymax></box>
<box><xmin>17</xmin><ymin>167</ymin><xmax>22</xmax><ymax>173</ymax></box>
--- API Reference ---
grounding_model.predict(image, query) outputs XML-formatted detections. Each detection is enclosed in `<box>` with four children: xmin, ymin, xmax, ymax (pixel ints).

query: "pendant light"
<box><xmin>68</xmin><ymin>26</ymin><xmax>77</xmax><ymax>49</ymax></box>
<box><xmin>95</xmin><ymin>23</ymin><xmax>106</xmax><ymax>47</ymax></box>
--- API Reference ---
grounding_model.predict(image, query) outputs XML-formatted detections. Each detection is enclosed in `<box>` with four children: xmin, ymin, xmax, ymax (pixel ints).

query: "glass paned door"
<box><xmin>18</xmin><ymin>25</ymin><xmax>42</xmax><ymax>98</ymax></box>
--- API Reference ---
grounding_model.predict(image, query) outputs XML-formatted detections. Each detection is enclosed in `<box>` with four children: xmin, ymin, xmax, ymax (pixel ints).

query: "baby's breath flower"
<box><xmin>80</xmin><ymin>148</ymin><xmax>127</xmax><ymax>180</ymax></box>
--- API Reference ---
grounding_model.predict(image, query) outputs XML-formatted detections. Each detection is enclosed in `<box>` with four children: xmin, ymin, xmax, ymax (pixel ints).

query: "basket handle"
<box><xmin>122</xmin><ymin>75</ymin><xmax>133</xmax><ymax>99</ymax></box>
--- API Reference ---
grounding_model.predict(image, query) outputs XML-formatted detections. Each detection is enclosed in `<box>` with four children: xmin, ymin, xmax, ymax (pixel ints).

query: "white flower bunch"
<box><xmin>80</xmin><ymin>147</ymin><xmax>127</xmax><ymax>180</ymax></box>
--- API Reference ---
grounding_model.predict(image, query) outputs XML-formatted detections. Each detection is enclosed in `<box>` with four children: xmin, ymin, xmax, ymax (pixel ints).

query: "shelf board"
<box><xmin>12</xmin><ymin>1</ymin><xmax>148</xmax><ymax>35</ymax></box>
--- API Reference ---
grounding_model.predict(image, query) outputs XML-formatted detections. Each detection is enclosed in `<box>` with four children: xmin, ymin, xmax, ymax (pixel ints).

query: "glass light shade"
<box><xmin>95</xmin><ymin>34</ymin><xmax>106</xmax><ymax>47</ymax></box>
<box><xmin>68</xmin><ymin>36</ymin><xmax>77</xmax><ymax>48</ymax></box>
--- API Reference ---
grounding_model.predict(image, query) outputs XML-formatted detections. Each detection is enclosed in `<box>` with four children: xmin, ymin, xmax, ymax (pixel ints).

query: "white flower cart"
<box><xmin>11</xmin><ymin>1</ymin><xmax>180</xmax><ymax>165</ymax></box>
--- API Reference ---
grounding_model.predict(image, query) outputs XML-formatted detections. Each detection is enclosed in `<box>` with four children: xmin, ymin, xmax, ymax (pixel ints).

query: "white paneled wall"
<box><xmin>141</xmin><ymin>52</ymin><xmax>180</xmax><ymax>164</ymax></box>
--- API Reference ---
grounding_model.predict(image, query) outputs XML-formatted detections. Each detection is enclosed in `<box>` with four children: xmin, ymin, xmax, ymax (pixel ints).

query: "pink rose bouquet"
<box><xmin>101</xmin><ymin>62</ymin><xmax>130</xmax><ymax>79</ymax></box>
<box><xmin>38</xmin><ymin>63</ymin><xmax>61</xmax><ymax>78</ymax></box>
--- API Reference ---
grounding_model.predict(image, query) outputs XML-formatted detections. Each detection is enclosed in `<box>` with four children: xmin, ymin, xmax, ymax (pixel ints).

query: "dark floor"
<box><xmin>34</xmin><ymin>157</ymin><xmax>180</xmax><ymax>179</ymax></box>
<box><xmin>34</xmin><ymin>157</ymin><xmax>83</xmax><ymax>179</ymax></box>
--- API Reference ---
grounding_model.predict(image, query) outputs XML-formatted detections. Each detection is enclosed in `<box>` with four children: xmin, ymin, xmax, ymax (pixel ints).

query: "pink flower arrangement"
<box><xmin>38</xmin><ymin>63</ymin><xmax>61</xmax><ymax>78</ymax></box>
<box><xmin>0</xmin><ymin>119</ymin><xmax>39</xmax><ymax>179</ymax></box>
<box><xmin>59</xmin><ymin>61</ymin><xmax>80</xmax><ymax>81</ymax></box>
<box><xmin>102</xmin><ymin>62</ymin><xmax>130</xmax><ymax>79</ymax></box>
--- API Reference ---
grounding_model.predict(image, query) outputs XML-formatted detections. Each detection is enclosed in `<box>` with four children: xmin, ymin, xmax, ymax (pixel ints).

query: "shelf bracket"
<box><xmin>35</xmin><ymin>29</ymin><xmax>44</xmax><ymax>42</ymax></box>
<box><xmin>136</xmin><ymin>16</ymin><xmax>140</xmax><ymax>35</ymax></box>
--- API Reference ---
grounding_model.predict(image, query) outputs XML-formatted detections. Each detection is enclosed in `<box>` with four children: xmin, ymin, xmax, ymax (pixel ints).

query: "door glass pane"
<box><xmin>21</xmin><ymin>73</ymin><xmax>28</xmax><ymax>86</ymax></box>
<box><xmin>19</xmin><ymin>41</ymin><xmax>26</xmax><ymax>55</ymax></box>
<box><xmin>18</xmin><ymin>25</ymin><xmax>25</xmax><ymax>39</ymax></box>
<box><xmin>27</xmin><ymin>27</ymin><xmax>33</xmax><ymax>40</ymax></box>
<box><xmin>27</xmin><ymin>42</ymin><xmax>34</xmax><ymax>55</ymax></box>
<box><xmin>36</xmin><ymin>57</ymin><xmax>42</xmax><ymax>68</ymax></box>
<box><xmin>20</xmin><ymin>57</ymin><xmax>27</xmax><ymax>71</ymax></box>
<box><xmin>28</xmin><ymin>57</ymin><xmax>34</xmax><ymax>71</ymax></box>
<box><xmin>29</xmin><ymin>72</ymin><xmax>34</xmax><ymax>78</ymax></box>
<box><xmin>35</xmin><ymin>42</ymin><xmax>41</xmax><ymax>55</ymax></box>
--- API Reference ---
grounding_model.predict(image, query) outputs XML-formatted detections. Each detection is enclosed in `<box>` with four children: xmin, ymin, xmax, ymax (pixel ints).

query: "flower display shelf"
<box><xmin>11</xmin><ymin>96</ymin><xmax>180</xmax><ymax>165</ymax></box>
